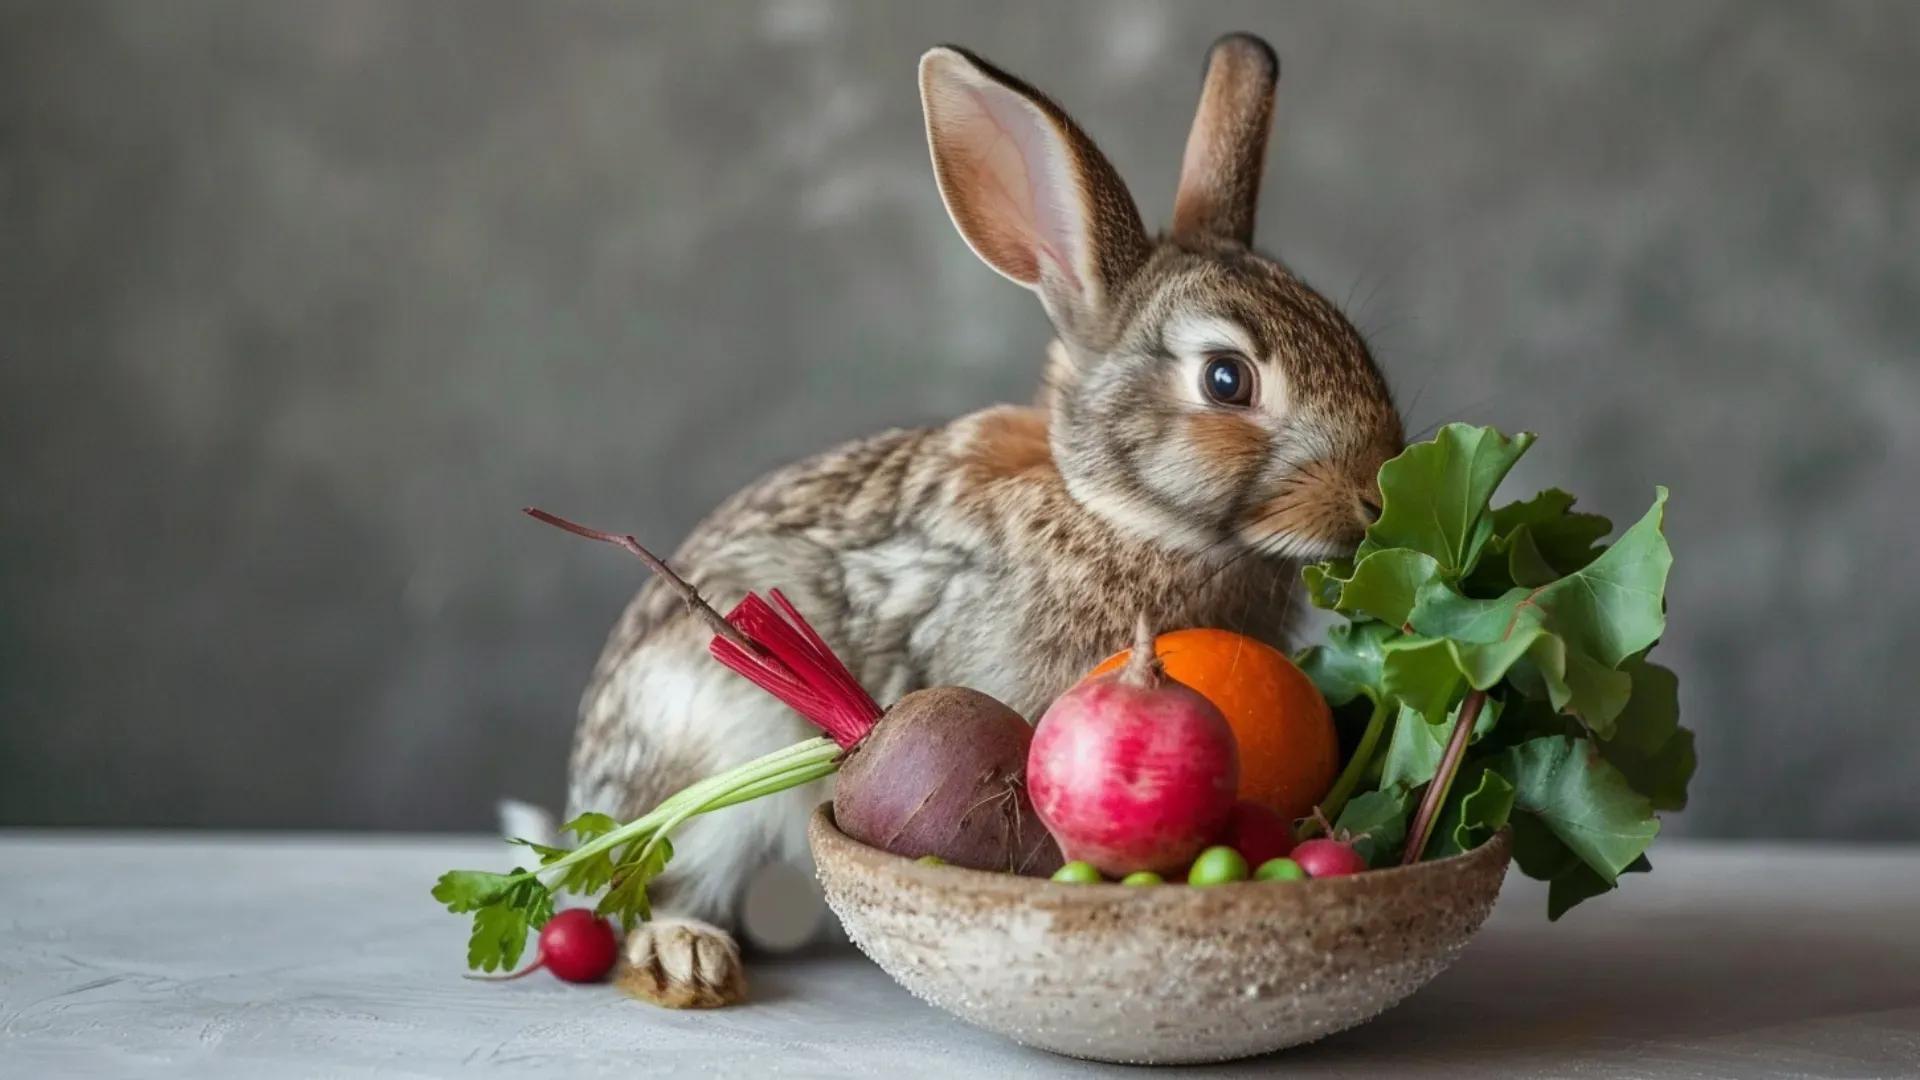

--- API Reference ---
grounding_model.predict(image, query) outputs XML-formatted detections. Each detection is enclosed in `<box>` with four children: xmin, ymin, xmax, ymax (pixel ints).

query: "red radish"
<box><xmin>1223</xmin><ymin>800</ymin><xmax>1295</xmax><ymax>867</ymax></box>
<box><xmin>528</xmin><ymin>510</ymin><xmax>1062</xmax><ymax>876</ymax></box>
<box><xmin>467</xmin><ymin>909</ymin><xmax>618</xmax><ymax>984</ymax></box>
<box><xmin>1290</xmin><ymin>837</ymin><xmax>1368</xmax><ymax>878</ymax></box>
<box><xmin>1026</xmin><ymin>617</ymin><xmax>1240</xmax><ymax>877</ymax></box>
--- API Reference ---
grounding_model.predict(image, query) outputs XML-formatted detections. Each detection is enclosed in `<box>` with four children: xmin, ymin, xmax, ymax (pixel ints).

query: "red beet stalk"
<box><xmin>709</xmin><ymin>590</ymin><xmax>883</xmax><ymax>749</ymax></box>
<box><xmin>524</xmin><ymin>508</ymin><xmax>881</xmax><ymax>749</ymax></box>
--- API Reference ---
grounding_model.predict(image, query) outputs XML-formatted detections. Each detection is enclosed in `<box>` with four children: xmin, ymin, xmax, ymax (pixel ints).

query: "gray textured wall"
<box><xmin>3</xmin><ymin>1</ymin><xmax>1916</xmax><ymax>837</ymax></box>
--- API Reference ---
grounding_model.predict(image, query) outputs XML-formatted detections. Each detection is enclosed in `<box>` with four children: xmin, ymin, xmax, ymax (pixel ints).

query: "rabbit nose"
<box><xmin>1357</xmin><ymin>491</ymin><xmax>1384</xmax><ymax>525</ymax></box>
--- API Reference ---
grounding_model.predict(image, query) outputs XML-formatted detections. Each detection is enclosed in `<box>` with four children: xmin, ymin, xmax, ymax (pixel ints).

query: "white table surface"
<box><xmin>2</xmin><ymin>833</ymin><xmax>1916</xmax><ymax>1079</ymax></box>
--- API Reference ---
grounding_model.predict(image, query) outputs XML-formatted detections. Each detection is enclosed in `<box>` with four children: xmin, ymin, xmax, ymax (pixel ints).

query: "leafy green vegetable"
<box><xmin>1335</xmin><ymin>787</ymin><xmax>1411</xmax><ymax>866</ymax></box>
<box><xmin>1358</xmin><ymin>424</ymin><xmax>1536</xmax><ymax>576</ymax></box>
<box><xmin>1430</xmin><ymin>765</ymin><xmax>1516</xmax><ymax>859</ymax></box>
<box><xmin>1297</xmin><ymin>424</ymin><xmax>1691</xmax><ymax>917</ymax></box>
<box><xmin>1381</xmin><ymin>697</ymin><xmax>1501</xmax><ymax>791</ymax></box>
<box><xmin>1599</xmin><ymin>658</ymin><xmax>1696</xmax><ymax>811</ymax></box>
<box><xmin>1297</xmin><ymin>621</ymin><xmax>1395</xmax><ymax>707</ymax></box>
<box><xmin>1498</xmin><ymin>735</ymin><xmax>1658</xmax><ymax>883</ymax></box>
<box><xmin>431</xmin><ymin>736</ymin><xmax>843</xmax><ymax>972</ymax></box>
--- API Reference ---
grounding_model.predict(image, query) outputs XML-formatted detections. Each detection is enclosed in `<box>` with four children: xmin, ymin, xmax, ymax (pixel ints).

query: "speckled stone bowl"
<box><xmin>810</xmin><ymin>805</ymin><xmax>1510</xmax><ymax>1065</ymax></box>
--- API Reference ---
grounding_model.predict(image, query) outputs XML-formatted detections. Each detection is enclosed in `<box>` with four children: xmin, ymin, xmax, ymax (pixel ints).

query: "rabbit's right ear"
<box><xmin>920</xmin><ymin>47</ymin><xmax>1149</xmax><ymax>340</ymax></box>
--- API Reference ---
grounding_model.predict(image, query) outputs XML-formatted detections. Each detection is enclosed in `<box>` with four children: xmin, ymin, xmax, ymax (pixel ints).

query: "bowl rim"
<box><xmin>808</xmin><ymin>802</ymin><xmax>1512</xmax><ymax>899</ymax></box>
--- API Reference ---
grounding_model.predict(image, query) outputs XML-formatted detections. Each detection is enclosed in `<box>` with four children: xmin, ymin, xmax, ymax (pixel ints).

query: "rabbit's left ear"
<box><xmin>1171</xmin><ymin>33</ymin><xmax>1279</xmax><ymax>246</ymax></box>
<box><xmin>920</xmin><ymin>46</ymin><xmax>1150</xmax><ymax>340</ymax></box>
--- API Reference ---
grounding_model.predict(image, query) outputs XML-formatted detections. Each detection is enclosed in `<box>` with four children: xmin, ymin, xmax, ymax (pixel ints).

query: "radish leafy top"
<box><xmin>1298</xmin><ymin>424</ymin><xmax>1693</xmax><ymax>918</ymax></box>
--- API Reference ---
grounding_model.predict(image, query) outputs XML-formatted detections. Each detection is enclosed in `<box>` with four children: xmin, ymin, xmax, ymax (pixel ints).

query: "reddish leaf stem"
<box><xmin>463</xmin><ymin>956</ymin><xmax>546</xmax><ymax>982</ymax></box>
<box><xmin>525</xmin><ymin>507</ymin><xmax>883</xmax><ymax>749</ymax></box>
<box><xmin>1401</xmin><ymin>689</ymin><xmax>1487</xmax><ymax>865</ymax></box>
<box><xmin>523</xmin><ymin>508</ymin><xmax>757</xmax><ymax>655</ymax></box>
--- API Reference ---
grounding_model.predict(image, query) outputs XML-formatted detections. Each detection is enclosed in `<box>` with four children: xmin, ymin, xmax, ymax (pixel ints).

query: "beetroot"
<box><xmin>836</xmin><ymin>686</ymin><xmax>1062</xmax><ymax>875</ymax></box>
<box><xmin>1026</xmin><ymin>618</ymin><xmax>1240</xmax><ymax>876</ymax></box>
<box><xmin>528</xmin><ymin>509</ymin><xmax>1060</xmax><ymax>875</ymax></box>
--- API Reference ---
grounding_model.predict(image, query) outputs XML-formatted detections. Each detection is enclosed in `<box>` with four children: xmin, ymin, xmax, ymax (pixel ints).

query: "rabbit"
<box><xmin>566</xmin><ymin>33</ymin><xmax>1405</xmax><ymax>1008</ymax></box>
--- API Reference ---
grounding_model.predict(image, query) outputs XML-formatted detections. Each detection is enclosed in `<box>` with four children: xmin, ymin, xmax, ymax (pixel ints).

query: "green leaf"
<box><xmin>431</xmin><ymin>870</ymin><xmax>514</xmax><ymax>913</ymax></box>
<box><xmin>1468</xmin><ymin>489</ymin><xmax>1614</xmax><ymax>592</ymax></box>
<box><xmin>1360</xmin><ymin>424</ymin><xmax>1536</xmax><ymax>577</ymax></box>
<box><xmin>1507</xmin><ymin>810</ymin><xmax>1578</xmax><ymax>880</ymax></box>
<box><xmin>1325</xmin><ymin>549</ymin><xmax>1443</xmax><ymax>625</ymax></box>
<box><xmin>597</xmin><ymin>836</ymin><xmax>675</xmax><ymax>933</ymax></box>
<box><xmin>1601</xmin><ymin>658</ymin><xmax>1695</xmax><ymax>811</ymax></box>
<box><xmin>1548</xmin><ymin>854</ymin><xmax>1651</xmax><ymax>920</ymax></box>
<box><xmin>1430</xmin><ymin>766</ymin><xmax>1516</xmax><ymax>858</ymax></box>
<box><xmin>1334</xmin><ymin>787</ymin><xmax>1411</xmax><ymax>867</ymax></box>
<box><xmin>449</xmin><ymin>871</ymin><xmax>554</xmax><ymax>973</ymax></box>
<box><xmin>1381</xmin><ymin>632</ymin><xmax>1538</xmax><ymax>723</ymax></box>
<box><xmin>1498</xmin><ymin>735</ymin><xmax>1658</xmax><ymax>884</ymax></box>
<box><xmin>1302</xmin><ymin>558</ymin><xmax>1355</xmax><ymax>611</ymax></box>
<box><xmin>1404</xmin><ymin>489</ymin><xmax>1672</xmax><ymax>730</ymax></box>
<box><xmin>562</xmin><ymin>812</ymin><xmax>620</xmax><ymax>841</ymax></box>
<box><xmin>1381</xmin><ymin>698</ymin><xmax>1502</xmax><ymax>790</ymax></box>
<box><xmin>1296</xmin><ymin>620</ymin><xmax>1397</xmax><ymax>707</ymax></box>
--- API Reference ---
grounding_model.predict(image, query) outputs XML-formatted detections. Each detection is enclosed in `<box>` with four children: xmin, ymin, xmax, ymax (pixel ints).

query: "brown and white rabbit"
<box><xmin>568</xmin><ymin>34</ymin><xmax>1403</xmax><ymax>1006</ymax></box>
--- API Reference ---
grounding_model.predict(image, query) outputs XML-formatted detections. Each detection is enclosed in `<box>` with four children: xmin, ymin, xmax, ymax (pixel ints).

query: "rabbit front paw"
<box><xmin>615</xmin><ymin>917</ymin><xmax>747</xmax><ymax>1008</ymax></box>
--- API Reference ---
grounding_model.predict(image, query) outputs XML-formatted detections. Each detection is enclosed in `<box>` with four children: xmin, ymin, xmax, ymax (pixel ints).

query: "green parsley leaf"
<box><xmin>597</xmin><ymin>836</ymin><xmax>674</xmax><ymax>933</ymax></box>
<box><xmin>431</xmin><ymin>870</ymin><xmax>514</xmax><ymax>913</ymax></box>
<box><xmin>450</xmin><ymin>870</ymin><xmax>554</xmax><ymax>973</ymax></box>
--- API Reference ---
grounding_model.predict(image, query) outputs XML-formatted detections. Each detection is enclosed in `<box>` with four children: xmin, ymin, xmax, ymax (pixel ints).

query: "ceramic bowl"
<box><xmin>809</xmin><ymin>805</ymin><xmax>1510</xmax><ymax>1065</ymax></box>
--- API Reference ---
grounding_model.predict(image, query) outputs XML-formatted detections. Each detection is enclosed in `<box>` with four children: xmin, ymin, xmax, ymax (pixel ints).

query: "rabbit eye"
<box><xmin>1201</xmin><ymin>354</ymin><xmax>1256</xmax><ymax>407</ymax></box>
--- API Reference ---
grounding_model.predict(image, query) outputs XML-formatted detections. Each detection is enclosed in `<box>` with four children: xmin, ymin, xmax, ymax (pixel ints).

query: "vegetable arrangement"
<box><xmin>432</xmin><ymin>421</ymin><xmax>1689</xmax><ymax>982</ymax></box>
<box><xmin>1297</xmin><ymin>423</ymin><xmax>1692</xmax><ymax>917</ymax></box>
<box><xmin>434</xmin><ymin>510</ymin><xmax>1060</xmax><ymax>975</ymax></box>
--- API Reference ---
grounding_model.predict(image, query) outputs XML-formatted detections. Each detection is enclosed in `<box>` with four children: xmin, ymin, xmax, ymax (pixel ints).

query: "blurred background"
<box><xmin>2</xmin><ymin>1</ymin><xmax>1915</xmax><ymax>838</ymax></box>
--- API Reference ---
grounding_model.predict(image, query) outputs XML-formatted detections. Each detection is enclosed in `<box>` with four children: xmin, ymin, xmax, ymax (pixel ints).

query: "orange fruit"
<box><xmin>1087</xmin><ymin>629</ymin><xmax>1337</xmax><ymax>823</ymax></box>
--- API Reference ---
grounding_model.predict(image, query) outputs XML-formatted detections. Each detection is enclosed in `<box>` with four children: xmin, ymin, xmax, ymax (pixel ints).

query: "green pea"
<box><xmin>1051</xmin><ymin>860</ymin><xmax>1104</xmax><ymax>884</ymax></box>
<box><xmin>1254</xmin><ymin>857</ymin><xmax>1307</xmax><ymax>882</ymax></box>
<box><xmin>1120</xmin><ymin>871</ymin><xmax>1164</xmax><ymax>886</ymax></box>
<box><xmin>915</xmin><ymin>855</ymin><xmax>947</xmax><ymax>866</ymax></box>
<box><xmin>1186</xmin><ymin>846</ymin><xmax>1250</xmax><ymax>886</ymax></box>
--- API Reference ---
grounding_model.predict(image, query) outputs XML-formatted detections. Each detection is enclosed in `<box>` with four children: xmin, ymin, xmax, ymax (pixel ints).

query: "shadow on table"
<box><xmin>1278</xmin><ymin>903</ymin><xmax>1920</xmax><ymax>1073</ymax></box>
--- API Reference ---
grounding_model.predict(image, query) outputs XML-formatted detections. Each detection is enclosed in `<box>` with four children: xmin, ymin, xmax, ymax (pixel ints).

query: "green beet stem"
<box><xmin>507</xmin><ymin>736</ymin><xmax>843</xmax><ymax>888</ymax></box>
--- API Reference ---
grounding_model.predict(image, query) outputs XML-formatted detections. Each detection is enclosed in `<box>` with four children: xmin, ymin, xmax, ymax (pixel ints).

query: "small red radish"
<box><xmin>1223</xmin><ymin>800</ymin><xmax>1295</xmax><ymax>867</ymax></box>
<box><xmin>1027</xmin><ymin>617</ymin><xmax>1240</xmax><ymax>877</ymax></box>
<box><xmin>1291</xmin><ymin>837</ymin><xmax>1368</xmax><ymax>878</ymax></box>
<box><xmin>468</xmin><ymin>909</ymin><xmax>619</xmax><ymax>984</ymax></box>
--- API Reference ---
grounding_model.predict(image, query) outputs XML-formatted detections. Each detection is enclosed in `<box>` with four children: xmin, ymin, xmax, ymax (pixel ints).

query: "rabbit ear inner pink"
<box><xmin>1172</xmin><ymin>33</ymin><xmax>1278</xmax><ymax>245</ymax></box>
<box><xmin>920</xmin><ymin>46</ymin><xmax>1148</xmax><ymax>337</ymax></box>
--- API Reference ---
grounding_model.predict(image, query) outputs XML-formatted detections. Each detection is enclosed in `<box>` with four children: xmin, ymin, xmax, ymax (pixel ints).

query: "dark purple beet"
<box><xmin>834</xmin><ymin>686</ymin><xmax>1064</xmax><ymax>876</ymax></box>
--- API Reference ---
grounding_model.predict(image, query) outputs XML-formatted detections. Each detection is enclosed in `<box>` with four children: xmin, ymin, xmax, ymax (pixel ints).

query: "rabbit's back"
<box><xmin>581</xmin><ymin>402</ymin><xmax>1296</xmax><ymax>739</ymax></box>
